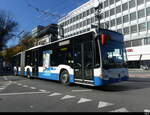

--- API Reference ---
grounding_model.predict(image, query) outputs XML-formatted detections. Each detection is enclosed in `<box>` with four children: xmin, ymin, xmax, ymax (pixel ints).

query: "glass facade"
<box><xmin>58</xmin><ymin>0</ymin><xmax>150</xmax><ymax>48</ymax></box>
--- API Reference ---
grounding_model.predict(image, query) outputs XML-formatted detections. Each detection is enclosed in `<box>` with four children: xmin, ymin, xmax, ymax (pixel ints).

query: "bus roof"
<box><xmin>15</xmin><ymin>29</ymin><xmax>123</xmax><ymax>53</ymax></box>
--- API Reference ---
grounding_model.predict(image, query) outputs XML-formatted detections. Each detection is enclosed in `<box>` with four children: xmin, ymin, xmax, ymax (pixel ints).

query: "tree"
<box><xmin>19</xmin><ymin>32</ymin><xmax>35</xmax><ymax>50</ymax></box>
<box><xmin>0</xmin><ymin>10</ymin><xmax>18</xmax><ymax>51</ymax></box>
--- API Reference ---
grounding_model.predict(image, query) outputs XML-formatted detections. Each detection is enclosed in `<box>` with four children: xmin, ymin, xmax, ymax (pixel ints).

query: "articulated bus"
<box><xmin>13</xmin><ymin>29</ymin><xmax>128</xmax><ymax>86</ymax></box>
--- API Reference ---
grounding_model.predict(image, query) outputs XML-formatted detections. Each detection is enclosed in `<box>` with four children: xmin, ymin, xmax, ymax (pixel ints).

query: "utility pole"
<box><xmin>94</xmin><ymin>0</ymin><xmax>103</xmax><ymax>32</ymax></box>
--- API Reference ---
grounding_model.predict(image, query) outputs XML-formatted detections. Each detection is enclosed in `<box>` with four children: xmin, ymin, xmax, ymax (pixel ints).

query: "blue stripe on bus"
<box><xmin>94</xmin><ymin>76</ymin><xmax>129</xmax><ymax>86</ymax></box>
<box><xmin>38</xmin><ymin>72</ymin><xmax>59</xmax><ymax>80</ymax></box>
<box><xmin>18</xmin><ymin>71</ymin><xmax>21</xmax><ymax>76</ymax></box>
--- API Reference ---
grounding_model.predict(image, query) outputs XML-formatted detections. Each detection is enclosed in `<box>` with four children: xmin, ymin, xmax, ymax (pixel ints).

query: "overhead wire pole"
<box><xmin>94</xmin><ymin>0</ymin><xmax>103</xmax><ymax>32</ymax></box>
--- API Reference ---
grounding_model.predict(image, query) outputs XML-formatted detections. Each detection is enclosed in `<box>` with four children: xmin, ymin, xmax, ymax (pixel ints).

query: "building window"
<box><xmin>144</xmin><ymin>37</ymin><xmax>150</xmax><ymax>45</ymax></box>
<box><xmin>129</xmin><ymin>0</ymin><xmax>135</xmax><ymax>9</ymax></box>
<box><xmin>80</xmin><ymin>22</ymin><xmax>83</xmax><ymax>27</ymax></box>
<box><xmin>138</xmin><ymin>23</ymin><xmax>146</xmax><ymax>32</ymax></box>
<box><xmin>123</xmin><ymin>27</ymin><xmax>129</xmax><ymax>35</ymax></box>
<box><xmin>90</xmin><ymin>8</ymin><xmax>94</xmax><ymax>14</ymax></box>
<box><xmin>91</xmin><ymin>17</ymin><xmax>95</xmax><ymax>23</ymax></box>
<box><xmin>122</xmin><ymin>2</ymin><xmax>128</xmax><ymax>11</ymax></box>
<box><xmin>131</xmin><ymin>25</ymin><xmax>137</xmax><ymax>33</ymax></box>
<box><xmin>115</xmin><ymin>0</ymin><xmax>120</xmax><ymax>3</ymax></box>
<box><xmin>147</xmin><ymin>21</ymin><xmax>150</xmax><ymax>30</ymax></box>
<box><xmin>116</xmin><ymin>5</ymin><xmax>121</xmax><ymax>14</ymax></box>
<box><xmin>111</xmin><ymin>19</ymin><xmax>116</xmax><ymax>27</ymax></box>
<box><xmin>83</xmin><ymin>11</ymin><xmax>86</xmax><ymax>17</ymax></box>
<box><xmin>109</xmin><ymin>0</ymin><xmax>114</xmax><ymax>5</ymax></box>
<box><xmin>116</xmin><ymin>17</ymin><xmax>122</xmax><ymax>25</ymax></box>
<box><xmin>130</xmin><ymin>12</ymin><xmax>136</xmax><ymax>21</ymax></box>
<box><xmin>123</xmin><ymin>14</ymin><xmax>129</xmax><ymax>23</ymax></box>
<box><xmin>137</xmin><ymin>0</ymin><xmax>144</xmax><ymax>6</ymax></box>
<box><xmin>105</xmin><ymin>21</ymin><xmax>109</xmax><ymax>28</ymax></box>
<box><xmin>146</xmin><ymin>7</ymin><xmax>150</xmax><ymax>16</ymax></box>
<box><xmin>110</xmin><ymin>8</ymin><xmax>115</xmax><ymax>16</ymax></box>
<box><xmin>104</xmin><ymin>0</ymin><xmax>109</xmax><ymax>8</ymax></box>
<box><xmin>125</xmin><ymin>41</ymin><xmax>132</xmax><ymax>47</ymax></box>
<box><xmin>138</xmin><ymin>9</ymin><xmax>145</xmax><ymax>19</ymax></box>
<box><xmin>83</xmin><ymin>20</ymin><xmax>87</xmax><ymax>26</ymax></box>
<box><xmin>87</xmin><ymin>9</ymin><xmax>90</xmax><ymax>16</ymax></box>
<box><xmin>131</xmin><ymin>39</ymin><xmax>142</xmax><ymax>47</ymax></box>
<box><xmin>100</xmin><ymin>23</ymin><xmax>104</xmax><ymax>29</ymax></box>
<box><xmin>117</xmin><ymin>28</ymin><xmax>122</xmax><ymax>34</ymax></box>
<box><xmin>105</xmin><ymin>10</ymin><xmax>109</xmax><ymax>18</ymax></box>
<box><xmin>146</xmin><ymin>0</ymin><xmax>150</xmax><ymax>2</ymax></box>
<box><xmin>87</xmin><ymin>18</ymin><xmax>91</xmax><ymax>25</ymax></box>
<box><xmin>79</xmin><ymin>13</ymin><xmax>82</xmax><ymax>19</ymax></box>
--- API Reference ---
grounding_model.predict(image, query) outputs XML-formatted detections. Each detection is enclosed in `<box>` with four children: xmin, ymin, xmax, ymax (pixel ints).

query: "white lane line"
<box><xmin>39</xmin><ymin>89</ymin><xmax>47</xmax><ymax>92</ymax></box>
<box><xmin>0</xmin><ymin>91</ymin><xmax>50</xmax><ymax>96</ymax></box>
<box><xmin>110</xmin><ymin>108</ymin><xmax>129</xmax><ymax>112</ymax></box>
<box><xmin>30</xmin><ymin>87</ymin><xmax>36</xmax><ymax>90</ymax></box>
<box><xmin>72</xmin><ymin>89</ymin><xmax>92</xmax><ymax>92</ymax></box>
<box><xmin>0</xmin><ymin>88</ymin><xmax>5</xmax><ymax>90</ymax></box>
<box><xmin>48</xmin><ymin>93</ymin><xmax>62</xmax><ymax>97</ymax></box>
<box><xmin>0</xmin><ymin>86</ymin><xmax>6</xmax><ymax>88</ymax></box>
<box><xmin>98</xmin><ymin>101</ymin><xmax>114</xmax><ymax>109</ymax></box>
<box><xmin>77</xmin><ymin>98</ymin><xmax>92</xmax><ymax>104</ymax></box>
<box><xmin>22</xmin><ymin>85</ymin><xmax>28</xmax><ymax>88</ymax></box>
<box><xmin>144</xmin><ymin>109</ymin><xmax>150</xmax><ymax>112</ymax></box>
<box><xmin>60</xmin><ymin>95</ymin><xmax>76</xmax><ymax>100</ymax></box>
<box><xmin>3</xmin><ymin>76</ymin><xmax>8</xmax><ymax>81</ymax></box>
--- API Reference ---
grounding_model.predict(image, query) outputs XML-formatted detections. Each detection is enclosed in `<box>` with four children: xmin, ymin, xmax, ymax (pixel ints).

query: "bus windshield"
<box><xmin>100</xmin><ymin>40</ymin><xmax>127</xmax><ymax>69</ymax></box>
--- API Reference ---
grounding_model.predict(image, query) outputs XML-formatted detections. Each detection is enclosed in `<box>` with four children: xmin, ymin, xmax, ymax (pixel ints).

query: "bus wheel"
<box><xmin>60</xmin><ymin>70</ymin><xmax>70</xmax><ymax>86</ymax></box>
<box><xmin>27</xmin><ymin>69</ymin><xmax>31</xmax><ymax>79</ymax></box>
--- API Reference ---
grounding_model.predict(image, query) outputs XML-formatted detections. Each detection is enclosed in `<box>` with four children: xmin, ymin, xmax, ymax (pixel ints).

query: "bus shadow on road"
<box><xmin>70</xmin><ymin>78</ymin><xmax>150</xmax><ymax>92</ymax></box>
<box><xmin>93</xmin><ymin>78</ymin><xmax>150</xmax><ymax>92</ymax></box>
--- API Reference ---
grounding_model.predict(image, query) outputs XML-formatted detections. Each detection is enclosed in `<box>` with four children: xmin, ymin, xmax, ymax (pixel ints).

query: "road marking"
<box><xmin>22</xmin><ymin>85</ymin><xmax>28</xmax><ymax>88</ymax></box>
<box><xmin>48</xmin><ymin>93</ymin><xmax>62</xmax><ymax>97</ymax></box>
<box><xmin>110</xmin><ymin>108</ymin><xmax>129</xmax><ymax>112</ymax></box>
<box><xmin>0</xmin><ymin>91</ymin><xmax>50</xmax><ymax>96</ymax></box>
<box><xmin>39</xmin><ymin>89</ymin><xmax>47</xmax><ymax>92</ymax></box>
<box><xmin>144</xmin><ymin>109</ymin><xmax>150</xmax><ymax>112</ymax></box>
<box><xmin>0</xmin><ymin>88</ymin><xmax>5</xmax><ymax>90</ymax></box>
<box><xmin>72</xmin><ymin>89</ymin><xmax>92</xmax><ymax>92</ymax></box>
<box><xmin>98</xmin><ymin>101</ymin><xmax>113</xmax><ymax>109</ymax></box>
<box><xmin>3</xmin><ymin>76</ymin><xmax>8</xmax><ymax>81</ymax></box>
<box><xmin>60</xmin><ymin>95</ymin><xmax>76</xmax><ymax>100</ymax></box>
<box><xmin>17</xmin><ymin>83</ymin><xmax>22</xmax><ymax>86</ymax></box>
<box><xmin>30</xmin><ymin>87</ymin><xmax>36</xmax><ymax>90</ymax></box>
<box><xmin>77</xmin><ymin>98</ymin><xmax>92</xmax><ymax>104</ymax></box>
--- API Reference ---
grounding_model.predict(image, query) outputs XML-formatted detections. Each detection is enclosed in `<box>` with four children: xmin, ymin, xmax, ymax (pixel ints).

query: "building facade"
<box><xmin>58</xmin><ymin>0</ymin><xmax>150</xmax><ymax>69</ymax></box>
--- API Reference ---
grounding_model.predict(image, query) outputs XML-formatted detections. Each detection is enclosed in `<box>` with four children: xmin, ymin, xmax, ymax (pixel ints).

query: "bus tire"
<box><xmin>60</xmin><ymin>70</ymin><xmax>70</xmax><ymax>86</ymax></box>
<box><xmin>27</xmin><ymin>69</ymin><xmax>31</xmax><ymax>79</ymax></box>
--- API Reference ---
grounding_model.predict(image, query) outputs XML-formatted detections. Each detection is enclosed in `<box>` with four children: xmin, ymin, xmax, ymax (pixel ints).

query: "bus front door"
<box><xmin>74</xmin><ymin>41</ymin><xmax>94</xmax><ymax>84</ymax></box>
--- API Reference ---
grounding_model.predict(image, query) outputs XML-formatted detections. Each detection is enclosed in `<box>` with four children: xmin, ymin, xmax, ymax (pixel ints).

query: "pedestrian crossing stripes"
<box><xmin>98</xmin><ymin>101</ymin><xmax>113</xmax><ymax>109</ymax></box>
<box><xmin>48</xmin><ymin>92</ymin><xmax>62</xmax><ymax>97</ymax></box>
<box><xmin>110</xmin><ymin>108</ymin><xmax>129</xmax><ymax>112</ymax></box>
<box><xmin>60</xmin><ymin>95</ymin><xmax>76</xmax><ymax>100</ymax></box>
<box><xmin>77</xmin><ymin>98</ymin><xmax>92</xmax><ymax>104</ymax></box>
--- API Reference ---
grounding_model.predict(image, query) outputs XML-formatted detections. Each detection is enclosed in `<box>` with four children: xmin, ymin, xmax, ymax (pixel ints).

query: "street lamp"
<box><xmin>93</xmin><ymin>0</ymin><xmax>103</xmax><ymax>32</ymax></box>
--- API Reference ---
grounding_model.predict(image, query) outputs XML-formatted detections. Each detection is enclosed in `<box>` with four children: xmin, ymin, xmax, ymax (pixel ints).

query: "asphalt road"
<box><xmin>0</xmin><ymin>74</ymin><xmax>150</xmax><ymax>112</ymax></box>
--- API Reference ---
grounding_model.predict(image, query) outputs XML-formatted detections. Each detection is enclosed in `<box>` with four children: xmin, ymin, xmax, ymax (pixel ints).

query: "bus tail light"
<box><xmin>101</xmin><ymin>32</ymin><xmax>106</xmax><ymax>45</ymax></box>
<box><xmin>101</xmin><ymin>32</ymin><xmax>110</xmax><ymax>45</ymax></box>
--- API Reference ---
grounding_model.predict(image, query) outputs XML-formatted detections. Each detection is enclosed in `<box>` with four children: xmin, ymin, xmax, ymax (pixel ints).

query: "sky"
<box><xmin>0</xmin><ymin>0</ymin><xmax>89</xmax><ymax>47</ymax></box>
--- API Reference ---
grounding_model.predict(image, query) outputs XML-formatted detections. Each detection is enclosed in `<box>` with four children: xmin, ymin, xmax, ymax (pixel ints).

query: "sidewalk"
<box><xmin>128</xmin><ymin>69</ymin><xmax>150</xmax><ymax>79</ymax></box>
